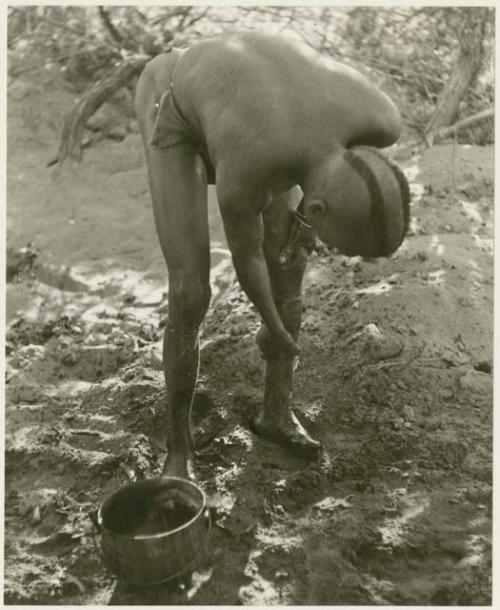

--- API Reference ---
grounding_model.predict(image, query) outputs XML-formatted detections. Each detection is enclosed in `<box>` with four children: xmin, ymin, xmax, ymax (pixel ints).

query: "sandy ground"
<box><xmin>4</xmin><ymin>68</ymin><xmax>493</xmax><ymax>605</ymax></box>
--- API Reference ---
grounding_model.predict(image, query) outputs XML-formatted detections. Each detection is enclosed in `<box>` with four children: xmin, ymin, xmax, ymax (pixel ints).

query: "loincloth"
<box><xmin>150</xmin><ymin>51</ymin><xmax>215</xmax><ymax>183</ymax></box>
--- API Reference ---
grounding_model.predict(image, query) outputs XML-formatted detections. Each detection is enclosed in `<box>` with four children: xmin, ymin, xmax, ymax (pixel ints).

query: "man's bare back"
<box><xmin>151</xmin><ymin>31</ymin><xmax>401</xmax><ymax>199</ymax></box>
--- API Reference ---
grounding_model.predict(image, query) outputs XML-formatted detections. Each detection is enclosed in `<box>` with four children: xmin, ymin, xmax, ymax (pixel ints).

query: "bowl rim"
<box><xmin>97</xmin><ymin>476</ymin><xmax>207</xmax><ymax>540</ymax></box>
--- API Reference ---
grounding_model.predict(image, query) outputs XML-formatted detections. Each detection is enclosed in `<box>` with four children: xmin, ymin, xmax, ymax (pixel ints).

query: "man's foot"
<box><xmin>162</xmin><ymin>452</ymin><xmax>197</xmax><ymax>481</ymax></box>
<box><xmin>249</xmin><ymin>410</ymin><xmax>322</xmax><ymax>457</ymax></box>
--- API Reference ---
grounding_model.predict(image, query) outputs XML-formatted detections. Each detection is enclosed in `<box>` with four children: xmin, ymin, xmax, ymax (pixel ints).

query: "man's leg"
<box><xmin>147</xmin><ymin>144</ymin><xmax>210</xmax><ymax>479</ymax></box>
<box><xmin>252</xmin><ymin>187</ymin><xmax>321</xmax><ymax>455</ymax></box>
<box><xmin>136</xmin><ymin>71</ymin><xmax>210</xmax><ymax>479</ymax></box>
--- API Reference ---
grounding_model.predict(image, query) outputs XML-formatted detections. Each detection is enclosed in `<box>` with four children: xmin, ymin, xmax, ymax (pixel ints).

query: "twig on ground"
<box><xmin>65</xmin><ymin>574</ymin><xmax>86</xmax><ymax>594</ymax></box>
<box><xmin>363</xmin><ymin>356</ymin><xmax>453</xmax><ymax>370</ymax></box>
<box><xmin>69</xmin><ymin>429</ymin><xmax>105</xmax><ymax>437</ymax></box>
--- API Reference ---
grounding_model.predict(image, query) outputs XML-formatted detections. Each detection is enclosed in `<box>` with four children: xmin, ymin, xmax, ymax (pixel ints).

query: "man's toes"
<box><xmin>248</xmin><ymin>413</ymin><xmax>321</xmax><ymax>458</ymax></box>
<box><xmin>285</xmin><ymin>428</ymin><xmax>322</xmax><ymax>457</ymax></box>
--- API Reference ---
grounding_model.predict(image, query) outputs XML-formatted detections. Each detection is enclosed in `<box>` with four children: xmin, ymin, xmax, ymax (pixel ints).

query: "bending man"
<box><xmin>135</xmin><ymin>31</ymin><xmax>410</xmax><ymax>478</ymax></box>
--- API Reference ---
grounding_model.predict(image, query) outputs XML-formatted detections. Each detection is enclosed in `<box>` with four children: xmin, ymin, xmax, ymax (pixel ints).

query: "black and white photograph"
<box><xmin>2</xmin><ymin>4</ymin><xmax>495</xmax><ymax>605</ymax></box>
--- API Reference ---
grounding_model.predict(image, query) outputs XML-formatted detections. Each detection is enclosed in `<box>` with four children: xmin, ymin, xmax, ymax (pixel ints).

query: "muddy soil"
<box><xmin>4</xmin><ymin>69</ymin><xmax>493</xmax><ymax>605</ymax></box>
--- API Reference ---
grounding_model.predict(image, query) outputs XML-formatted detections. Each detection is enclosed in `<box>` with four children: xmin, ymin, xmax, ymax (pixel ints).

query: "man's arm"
<box><xmin>220</xmin><ymin>205</ymin><xmax>300</xmax><ymax>356</ymax></box>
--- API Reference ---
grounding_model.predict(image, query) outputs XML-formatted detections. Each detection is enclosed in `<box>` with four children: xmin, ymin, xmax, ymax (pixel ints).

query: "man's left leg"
<box><xmin>251</xmin><ymin>187</ymin><xmax>321</xmax><ymax>456</ymax></box>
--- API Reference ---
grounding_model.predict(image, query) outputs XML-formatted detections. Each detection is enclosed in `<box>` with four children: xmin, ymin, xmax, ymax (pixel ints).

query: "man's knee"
<box><xmin>168</xmin><ymin>273</ymin><xmax>211</xmax><ymax>328</ymax></box>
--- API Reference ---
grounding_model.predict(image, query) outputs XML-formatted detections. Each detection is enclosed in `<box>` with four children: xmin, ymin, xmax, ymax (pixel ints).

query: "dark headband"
<box><xmin>348</xmin><ymin>146</ymin><xmax>411</xmax><ymax>237</ymax></box>
<box><xmin>343</xmin><ymin>148</ymin><xmax>389</xmax><ymax>255</ymax></box>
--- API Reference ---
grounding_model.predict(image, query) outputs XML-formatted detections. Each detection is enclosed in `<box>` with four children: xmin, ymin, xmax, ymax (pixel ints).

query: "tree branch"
<box><xmin>152</xmin><ymin>7</ymin><xmax>190</xmax><ymax>26</ymax></box>
<box><xmin>424</xmin><ymin>8</ymin><xmax>489</xmax><ymax>144</ymax></box>
<box><xmin>10</xmin><ymin>44</ymin><xmax>120</xmax><ymax>77</ymax></box>
<box><xmin>56</xmin><ymin>55</ymin><xmax>150</xmax><ymax>168</ymax></box>
<box><xmin>98</xmin><ymin>6</ymin><xmax>124</xmax><ymax>46</ymax></box>
<box><xmin>183</xmin><ymin>7</ymin><xmax>210</xmax><ymax>29</ymax></box>
<box><xmin>176</xmin><ymin>7</ymin><xmax>193</xmax><ymax>30</ymax></box>
<box><xmin>434</xmin><ymin>107</ymin><xmax>494</xmax><ymax>142</ymax></box>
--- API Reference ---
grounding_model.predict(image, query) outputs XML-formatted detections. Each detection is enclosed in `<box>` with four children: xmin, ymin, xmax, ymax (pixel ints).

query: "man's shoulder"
<box><xmin>185</xmin><ymin>30</ymin><xmax>313</xmax><ymax>71</ymax></box>
<box><xmin>193</xmin><ymin>30</ymin><xmax>300</xmax><ymax>50</ymax></box>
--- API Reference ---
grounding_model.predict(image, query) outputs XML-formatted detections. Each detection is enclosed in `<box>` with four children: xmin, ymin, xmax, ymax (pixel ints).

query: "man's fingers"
<box><xmin>280</xmin><ymin>330</ymin><xmax>300</xmax><ymax>356</ymax></box>
<box><xmin>257</xmin><ymin>325</ymin><xmax>300</xmax><ymax>357</ymax></box>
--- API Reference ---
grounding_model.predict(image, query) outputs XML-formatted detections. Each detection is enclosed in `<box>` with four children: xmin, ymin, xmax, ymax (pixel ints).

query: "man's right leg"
<box><xmin>253</xmin><ymin>188</ymin><xmax>321</xmax><ymax>456</ymax></box>
<box><xmin>136</xmin><ymin>69</ymin><xmax>210</xmax><ymax>479</ymax></box>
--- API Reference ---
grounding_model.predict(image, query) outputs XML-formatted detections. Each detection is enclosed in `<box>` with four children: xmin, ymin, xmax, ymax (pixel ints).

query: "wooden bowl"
<box><xmin>97</xmin><ymin>477</ymin><xmax>210</xmax><ymax>585</ymax></box>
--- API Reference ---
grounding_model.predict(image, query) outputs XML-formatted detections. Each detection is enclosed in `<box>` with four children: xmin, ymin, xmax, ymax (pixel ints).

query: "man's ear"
<box><xmin>305</xmin><ymin>198</ymin><xmax>326</xmax><ymax>217</ymax></box>
<box><xmin>150</xmin><ymin>91</ymin><xmax>171</xmax><ymax>147</ymax></box>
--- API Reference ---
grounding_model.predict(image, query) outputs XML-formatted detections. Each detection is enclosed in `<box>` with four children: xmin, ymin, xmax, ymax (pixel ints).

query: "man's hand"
<box><xmin>274</xmin><ymin>326</ymin><xmax>300</xmax><ymax>356</ymax></box>
<box><xmin>257</xmin><ymin>323</ymin><xmax>300</xmax><ymax>359</ymax></box>
<box><xmin>232</xmin><ymin>248</ymin><xmax>300</xmax><ymax>355</ymax></box>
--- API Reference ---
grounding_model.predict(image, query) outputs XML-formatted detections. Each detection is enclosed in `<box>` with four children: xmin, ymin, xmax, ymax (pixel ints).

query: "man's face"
<box><xmin>305</xmin><ymin>188</ymin><xmax>377</xmax><ymax>258</ymax></box>
<box><xmin>305</xmin><ymin>154</ymin><xmax>407</xmax><ymax>259</ymax></box>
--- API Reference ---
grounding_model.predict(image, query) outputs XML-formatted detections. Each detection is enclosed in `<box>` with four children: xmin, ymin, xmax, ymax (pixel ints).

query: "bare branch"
<box><xmin>435</xmin><ymin>107</ymin><xmax>494</xmax><ymax>142</ymax></box>
<box><xmin>134</xmin><ymin>8</ymin><xmax>147</xmax><ymax>23</ymax></box>
<box><xmin>424</xmin><ymin>8</ymin><xmax>489</xmax><ymax>142</ymax></box>
<box><xmin>56</xmin><ymin>55</ymin><xmax>150</xmax><ymax>168</ymax></box>
<box><xmin>40</xmin><ymin>15</ymin><xmax>86</xmax><ymax>38</ymax></box>
<box><xmin>9</xmin><ymin>44</ymin><xmax>120</xmax><ymax>77</ymax></box>
<box><xmin>152</xmin><ymin>7</ymin><xmax>189</xmax><ymax>26</ymax></box>
<box><xmin>98</xmin><ymin>6</ymin><xmax>124</xmax><ymax>46</ymax></box>
<box><xmin>176</xmin><ymin>7</ymin><xmax>193</xmax><ymax>30</ymax></box>
<box><xmin>182</xmin><ymin>7</ymin><xmax>210</xmax><ymax>30</ymax></box>
<box><xmin>324</xmin><ymin>47</ymin><xmax>446</xmax><ymax>88</ymax></box>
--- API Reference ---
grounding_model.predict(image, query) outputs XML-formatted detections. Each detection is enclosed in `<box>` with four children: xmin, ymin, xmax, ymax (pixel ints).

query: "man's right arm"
<box><xmin>220</xmin><ymin>204</ymin><xmax>300</xmax><ymax>356</ymax></box>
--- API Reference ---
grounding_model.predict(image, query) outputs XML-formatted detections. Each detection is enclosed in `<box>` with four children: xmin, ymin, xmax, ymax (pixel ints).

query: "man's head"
<box><xmin>303</xmin><ymin>146</ymin><xmax>410</xmax><ymax>258</ymax></box>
